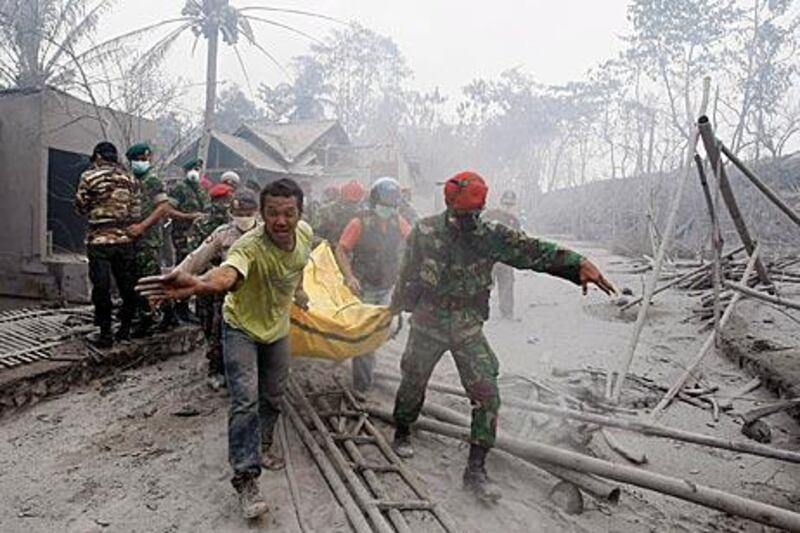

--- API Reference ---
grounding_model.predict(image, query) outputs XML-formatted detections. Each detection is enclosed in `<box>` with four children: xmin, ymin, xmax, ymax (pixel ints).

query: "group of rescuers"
<box><xmin>76</xmin><ymin>140</ymin><xmax>615</xmax><ymax>520</ymax></box>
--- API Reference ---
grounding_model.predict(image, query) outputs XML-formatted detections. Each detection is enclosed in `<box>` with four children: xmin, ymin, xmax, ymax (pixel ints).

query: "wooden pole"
<box><xmin>417</xmin><ymin>398</ymin><xmax>621</xmax><ymax>503</ymax></box>
<box><xmin>697</xmin><ymin>116</ymin><xmax>771</xmax><ymax>286</ymax></box>
<box><xmin>367</xmin><ymin>406</ymin><xmax>800</xmax><ymax>531</ymax></box>
<box><xmin>618</xmin><ymin>245</ymin><xmax>746</xmax><ymax>312</ymax></box>
<box><xmin>373</xmin><ymin>370</ymin><xmax>800</xmax><ymax>464</ymax></box>
<box><xmin>650</xmin><ymin>244</ymin><xmax>761</xmax><ymax>420</ymax></box>
<box><xmin>719</xmin><ymin>143</ymin><xmax>800</xmax><ymax>229</ymax></box>
<box><xmin>725</xmin><ymin>282</ymin><xmax>800</xmax><ymax>311</ymax></box>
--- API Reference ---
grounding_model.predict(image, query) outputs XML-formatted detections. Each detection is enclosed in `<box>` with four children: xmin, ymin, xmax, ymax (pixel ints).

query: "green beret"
<box><xmin>125</xmin><ymin>142</ymin><xmax>151</xmax><ymax>159</ymax></box>
<box><xmin>182</xmin><ymin>157</ymin><xmax>203</xmax><ymax>171</ymax></box>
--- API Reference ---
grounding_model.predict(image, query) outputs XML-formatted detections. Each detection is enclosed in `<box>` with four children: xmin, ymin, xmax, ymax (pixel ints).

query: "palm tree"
<box><xmin>0</xmin><ymin>0</ymin><xmax>337</xmax><ymax>162</ymax></box>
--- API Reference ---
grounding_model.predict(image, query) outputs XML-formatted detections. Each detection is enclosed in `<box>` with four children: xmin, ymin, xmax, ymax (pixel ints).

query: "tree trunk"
<box><xmin>198</xmin><ymin>25</ymin><xmax>220</xmax><ymax>167</ymax></box>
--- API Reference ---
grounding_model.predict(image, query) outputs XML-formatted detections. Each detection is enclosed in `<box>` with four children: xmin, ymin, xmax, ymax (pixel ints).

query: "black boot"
<box><xmin>131</xmin><ymin>315</ymin><xmax>154</xmax><ymax>338</ymax></box>
<box><xmin>89</xmin><ymin>327</ymin><xmax>113</xmax><ymax>349</ymax></box>
<box><xmin>392</xmin><ymin>424</ymin><xmax>414</xmax><ymax>459</ymax></box>
<box><xmin>157</xmin><ymin>305</ymin><xmax>179</xmax><ymax>332</ymax></box>
<box><xmin>115</xmin><ymin>321</ymin><xmax>131</xmax><ymax>341</ymax></box>
<box><xmin>463</xmin><ymin>444</ymin><xmax>501</xmax><ymax>503</ymax></box>
<box><xmin>175</xmin><ymin>301</ymin><xmax>198</xmax><ymax>324</ymax></box>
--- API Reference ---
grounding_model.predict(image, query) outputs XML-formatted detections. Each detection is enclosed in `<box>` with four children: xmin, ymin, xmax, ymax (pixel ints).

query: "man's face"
<box><xmin>262</xmin><ymin>195</ymin><xmax>300</xmax><ymax>250</ymax></box>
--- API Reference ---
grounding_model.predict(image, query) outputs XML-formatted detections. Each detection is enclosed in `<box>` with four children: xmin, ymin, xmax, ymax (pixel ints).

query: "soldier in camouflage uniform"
<box><xmin>484</xmin><ymin>190</ymin><xmax>522</xmax><ymax>320</ymax></box>
<box><xmin>314</xmin><ymin>179</ymin><xmax>365</xmax><ymax>242</ymax></box>
<box><xmin>125</xmin><ymin>143</ymin><xmax>200</xmax><ymax>336</ymax></box>
<box><xmin>388</xmin><ymin>171</ymin><xmax>615</xmax><ymax>502</ymax></box>
<box><xmin>171</xmin><ymin>157</ymin><xmax>210</xmax><ymax>322</ymax></box>
<box><xmin>74</xmin><ymin>142</ymin><xmax>139</xmax><ymax>348</ymax></box>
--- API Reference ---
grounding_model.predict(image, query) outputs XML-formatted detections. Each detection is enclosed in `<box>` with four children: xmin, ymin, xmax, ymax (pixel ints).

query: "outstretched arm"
<box><xmin>489</xmin><ymin>223</ymin><xmax>615</xmax><ymax>295</ymax></box>
<box><xmin>136</xmin><ymin>265</ymin><xmax>239</xmax><ymax>304</ymax></box>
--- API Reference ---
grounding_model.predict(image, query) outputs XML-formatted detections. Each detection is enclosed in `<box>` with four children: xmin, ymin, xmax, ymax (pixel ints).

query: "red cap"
<box><xmin>209</xmin><ymin>183</ymin><xmax>234</xmax><ymax>199</ymax></box>
<box><xmin>340</xmin><ymin>180</ymin><xmax>366</xmax><ymax>203</ymax></box>
<box><xmin>444</xmin><ymin>171</ymin><xmax>488</xmax><ymax>210</ymax></box>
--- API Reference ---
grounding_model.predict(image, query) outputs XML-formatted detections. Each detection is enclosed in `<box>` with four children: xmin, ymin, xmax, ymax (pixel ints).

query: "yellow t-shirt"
<box><xmin>222</xmin><ymin>221</ymin><xmax>313</xmax><ymax>343</ymax></box>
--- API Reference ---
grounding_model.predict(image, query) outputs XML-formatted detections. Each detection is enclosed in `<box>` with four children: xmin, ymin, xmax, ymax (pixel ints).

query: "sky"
<box><xmin>99</xmin><ymin>0</ymin><xmax>631</xmax><ymax>114</ymax></box>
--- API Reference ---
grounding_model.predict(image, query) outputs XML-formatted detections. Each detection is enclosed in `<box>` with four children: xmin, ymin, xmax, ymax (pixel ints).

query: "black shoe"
<box><xmin>115</xmin><ymin>324</ymin><xmax>131</xmax><ymax>341</ymax></box>
<box><xmin>463</xmin><ymin>466</ymin><xmax>502</xmax><ymax>503</ymax></box>
<box><xmin>157</xmin><ymin>313</ymin><xmax>179</xmax><ymax>332</ymax></box>
<box><xmin>89</xmin><ymin>330</ymin><xmax>113</xmax><ymax>349</ymax></box>
<box><xmin>176</xmin><ymin>303</ymin><xmax>199</xmax><ymax>325</ymax></box>
<box><xmin>131</xmin><ymin>317</ymin><xmax>154</xmax><ymax>338</ymax></box>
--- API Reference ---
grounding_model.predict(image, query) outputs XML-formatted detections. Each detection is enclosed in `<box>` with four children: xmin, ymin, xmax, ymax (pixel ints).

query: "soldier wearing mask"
<box><xmin>388</xmin><ymin>171</ymin><xmax>615</xmax><ymax>502</ymax></box>
<box><xmin>176</xmin><ymin>189</ymin><xmax>260</xmax><ymax>390</ymax></box>
<box><xmin>335</xmin><ymin>177</ymin><xmax>412</xmax><ymax>399</ymax></box>
<box><xmin>484</xmin><ymin>190</ymin><xmax>522</xmax><ymax>319</ymax></box>
<box><xmin>125</xmin><ymin>143</ymin><xmax>199</xmax><ymax>336</ymax></box>
<box><xmin>74</xmin><ymin>142</ymin><xmax>139</xmax><ymax>348</ymax></box>
<box><xmin>171</xmin><ymin>157</ymin><xmax>210</xmax><ymax>322</ymax></box>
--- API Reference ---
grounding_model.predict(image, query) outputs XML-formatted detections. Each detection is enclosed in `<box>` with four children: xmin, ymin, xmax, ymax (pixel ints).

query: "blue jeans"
<box><xmin>352</xmin><ymin>287</ymin><xmax>391</xmax><ymax>393</ymax></box>
<box><xmin>223</xmin><ymin>324</ymin><xmax>290</xmax><ymax>487</ymax></box>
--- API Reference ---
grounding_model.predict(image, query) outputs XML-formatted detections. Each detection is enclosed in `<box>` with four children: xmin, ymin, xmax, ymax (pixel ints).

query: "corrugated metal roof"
<box><xmin>243</xmin><ymin>119</ymin><xmax>340</xmax><ymax>163</ymax></box>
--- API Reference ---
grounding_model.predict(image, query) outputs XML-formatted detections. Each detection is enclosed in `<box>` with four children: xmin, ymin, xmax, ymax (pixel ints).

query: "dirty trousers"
<box><xmin>352</xmin><ymin>287</ymin><xmax>391</xmax><ymax>393</ymax></box>
<box><xmin>393</xmin><ymin>325</ymin><xmax>501</xmax><ymax>448</ymax></box>
<box><xmin>87</xmin><ymin>242</ymin><xmax>137</xmax><ymax>332</ymax></box>
<box><xmin>493</xmin><ymin>263</ymin><xmax>515</xmax><ymax>319</ymax></box>
<box><xmin>223</xmin><ymin>325</ymin><xmax>290</xmax><ymax>485</ymax></box>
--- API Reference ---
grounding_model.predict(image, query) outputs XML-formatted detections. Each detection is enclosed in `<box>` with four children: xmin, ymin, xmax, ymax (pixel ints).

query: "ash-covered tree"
<box><xmin>215</xmin><ymin>83</ymin><xmax>263</xmax><ymax>132</ymax></box>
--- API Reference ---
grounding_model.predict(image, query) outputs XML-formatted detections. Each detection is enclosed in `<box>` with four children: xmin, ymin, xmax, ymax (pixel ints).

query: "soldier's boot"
<box><xmin>234</xmin><ymin>477</ymin><xmax>269</xmax><ymax>520</ymax></box>
<box><xmin>463</xmin><ymin>444</ymin><xmax>502</xmax><ymax>503</ymax></box>
<box><xmin>89</xmin><ymin>327</ymin><xmax>113</xmax><ymax>349</ymax></box>
<box><xmin>157</xmin><ymin>305</ymin><xmax>180</xmax><ymax>332</ymax></box>
<box><xmin>115</xmin><ymin>321</ymin><xmax>131</xmax><ymax>342</ymax></box>
<box><xmin>392</xmin><ymin>424</ymin><xmax>414</xmax><ymax>459</ymax></box>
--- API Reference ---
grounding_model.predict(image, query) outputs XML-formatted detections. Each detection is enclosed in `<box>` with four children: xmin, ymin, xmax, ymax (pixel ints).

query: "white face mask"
<box><xmin>186</xmin><ymin>170</ymin><xmax>200</xmax><ymax>182</ymax></box>
<box><xmin>233</xmin><ymin>215</ymin><xmax>256</xmax><ymax>232</ymax></box>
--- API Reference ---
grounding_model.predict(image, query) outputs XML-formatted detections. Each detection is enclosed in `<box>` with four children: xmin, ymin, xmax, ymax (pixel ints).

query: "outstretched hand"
<box><xmin>136</xmin><ymin>269</ymin><xmax>199</xmax><ymax>304</ymax></box>
<box><xmin>579</xmin><ymin>258</ymin><xmax>616</xmax><ymax>296</ymax></box>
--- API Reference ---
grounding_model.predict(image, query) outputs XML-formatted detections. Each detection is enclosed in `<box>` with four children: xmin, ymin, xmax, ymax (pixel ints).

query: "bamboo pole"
<box><xmin>719</xmin><ymin>143</ymin><xmax>800</xmax><ymax>229</ymax></box>
<box><xmin>697</xmin><ymin>116</ymin><xmax>771</xmax><ymax>287</ymax></box>
<box><xmin>694</xmin><ymin>154</ymin><xmax>724</xmax><ymax>341</ymax></box>
<box><xmin>618</xmin><ymin>245</ymin><xmax>746</xmax><ymax>312</ymax></box>
<box><xmin>609</xmin><ymin>78</ymin><xmax>711</xmax><ymax>402</ymax></box>
<box><xmin>283</xmin><ymin>400</ymin><xmax>373</xmax><ymax>533</ymax></box>
<box><xmin>417</xmin><ymin>397</ymin><xmax>621</xmax><ymax>503</ymax></box>
<box><xmin>650</xmin><ymin>244</ymin><xmax>761</xmax><ymax>420</ymax></box>
<box><xmin>368</xmin><ymin>406</ymin><xmax>800</xmax><ymax>531</ymax></box>
<box><xmin>725</xmin><ymin>282</ymin><xmax>800</xmax><ymax>311</ymax></box>
<box><xmin>373</xmin><ymin>370</ymin><xmax>800</xmax><ymax>464</ymax></box>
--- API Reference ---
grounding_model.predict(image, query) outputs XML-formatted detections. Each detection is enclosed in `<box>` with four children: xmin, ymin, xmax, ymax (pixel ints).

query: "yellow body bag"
<box><xmin>289</xmin><ymin>242</ymin><xmax>393</xmax><ymax>361</ymax></box>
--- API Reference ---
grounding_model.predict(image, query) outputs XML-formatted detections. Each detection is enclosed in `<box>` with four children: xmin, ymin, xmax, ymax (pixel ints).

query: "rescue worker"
<box><xmin>388</xmin><ymin>171</ymin><xmax>615</xmax><ymax>502</ymax></box>
<box><xmin>177</xmin><ymin>189</ymin><xmax>260</xmax><ymax>390</ymax></box>
<box><xmin>136</xmin><ymin>179</ymin><xmax>312</xmax><ymax>520</ymax></box>
<box><xmin>484</xmin><ymin>190</ymin><xmax>522</xmax><ymax>319</ymax></box>
<box><xmin>315</xmin><ymin>179</ymin><xmax>365</xmax><ymax>242</ymax></box>
<box><xmin>125</xmin><ymin>143</ymin><xmax>199</xmax><ymax>337</ymax></box>
<box><xmin>74</xmin><ymin>142</ymin><xmax>139</xmax><ymax>348</ymax></box>
<box><xmin>220</xmin><ymin>170</ymin><xmax>241</xmax><ymax>192</ymax></box>
<box><xmin>335</xmin><ymin>177</ymin><xmax>412</xmax><ymax>399</ymax></box>
<box><xmin>171</xmin><ymin>157</ymin><xmax>210</xmax><ymax>323</ymax></box>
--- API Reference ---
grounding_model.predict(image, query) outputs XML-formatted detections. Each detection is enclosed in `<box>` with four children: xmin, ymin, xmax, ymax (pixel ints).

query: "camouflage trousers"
<box><xmin>393</xmin><ymin>325</ymin><xmax>501</xmax><ymax>448</ymax></box>
<box><xmin>172</xmin><ymin>234</ymin><xmax>191</xmax><ymax>264</ymax></box>
<box><xmin>197</xmin><ymin>293</ymin><xmax>225</xmax><ymax>376</ymax></box>
<box><xmin>134</xmin><ymin>244</ymin><xmax>161</xmax><ymax>320</ymax></box>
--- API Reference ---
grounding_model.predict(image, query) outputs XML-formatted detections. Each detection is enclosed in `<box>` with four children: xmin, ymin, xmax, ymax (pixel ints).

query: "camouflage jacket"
<box><xmin>188</xmin><ymin>204</ymin><xmax>230</xmax><ymax>251</ymax></box>
<box><xmin>315</xmin><ymin>200</ymin><xmax>360</xmax><ymax>242</ymax></box>
<box><xmin>171</xmin><ymin>179</ymin><xmax>209</xmax><ymax>236</ymax></box>
<box><xmin>391</xmin><ymin>211</ymin><xmax>583</xmax><ymax>339</ymax></box>
<box><xmin>483</xmin><ymin>207</ymin><xmax>521</xmax><ymax>230</ymax></box>
<box><xmin>74</xmin><ymin>163</ymin><xmax>139</xmax><ymax>245</ymax></box>
<box><xmin>135</xmin><ymin>170</ymin><xmax>171</xmax><ymax>249</ymax></box>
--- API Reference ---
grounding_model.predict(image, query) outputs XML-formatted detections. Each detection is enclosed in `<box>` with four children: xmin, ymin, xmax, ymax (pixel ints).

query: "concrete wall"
<box><xmin>0</xmin><ymin>89</ymin><xmax>156</xmax><ymax>302</ymax></box>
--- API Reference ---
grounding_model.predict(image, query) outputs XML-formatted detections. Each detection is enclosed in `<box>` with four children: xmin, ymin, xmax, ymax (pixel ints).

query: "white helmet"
<box><xmin>220</xmin><ymin>171</ymin><xmax>241</xmax><ymax>187</ymax></box>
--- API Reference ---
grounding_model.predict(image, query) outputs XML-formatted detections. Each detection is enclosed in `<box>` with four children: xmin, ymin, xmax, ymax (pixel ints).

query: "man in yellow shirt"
<box><xmin>136</xmin><ymin>178</ymin><xmax>311</xmax><ymax>520</ymax></box>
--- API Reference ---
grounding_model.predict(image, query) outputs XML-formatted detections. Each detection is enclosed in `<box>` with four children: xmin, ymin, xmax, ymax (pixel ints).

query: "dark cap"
<box><xmin>182</xmin><ymin>157</ymin><xmax>203</xmax><ymax>171</ymax></box>
<box><xmin>125</xmin><ymin>142</ymin><xmax>152</xmax><ymax>159</ymax></box>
